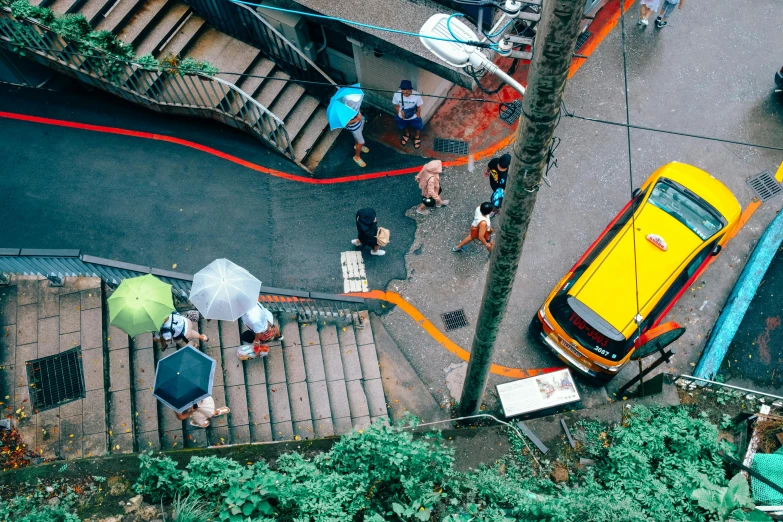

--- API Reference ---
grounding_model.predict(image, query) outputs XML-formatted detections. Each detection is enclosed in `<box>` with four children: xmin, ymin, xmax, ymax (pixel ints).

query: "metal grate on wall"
<box><xmin>499</xmin><ymin>100</ymin><xmax>523</xmax><ymax>125</ymax></box>
<box><xmin>433</xmin><ymin>138</ymin><xmax>469</xmax><ymax>155</ymax></box>
<box><xmin>747</xmin><ymin>171</ymin><xmax>782</xmax><ymax>202</ymax></box>
<box><xmin>26</xmin><ymin>347</ymin><xmax>86</xmax><ymax>412</ymax></box>
<box><xmin>575</xmin><ymin>30</ymin><xmax>592</xmax><ymax>51</ymax></box>
<box><xmin>441</xmin><ymin>309</ymin><xmax>469</xmax><ymax>331</ymax></box>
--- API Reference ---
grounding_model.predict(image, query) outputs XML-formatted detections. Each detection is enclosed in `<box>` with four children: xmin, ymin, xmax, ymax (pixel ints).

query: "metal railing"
<box><xmin>0</xmin><ymin>249</ymin><xmax>368</xmax><ymax>323</ymax></box>
<box><xmin>0</xmin><ymin>8</ymin><xmax>297</xmax><ymax>162</ymax></box>
<box><xmin>182</xmin><ymin>0</ymin><xmax>337</xmax><ymax>102</ymax></box>
<box><xmin>675</xmin><ymin>374</ymin><xmax>783</xmax><ymax>408</ymax></box>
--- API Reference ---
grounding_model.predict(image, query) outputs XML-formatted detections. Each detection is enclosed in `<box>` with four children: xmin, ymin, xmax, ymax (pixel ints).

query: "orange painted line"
<box><xmin>567</xmin><ymin>0</ymin><xmax>636</xmax><ymax>80</ymax></box>
<box><xmin>731</xmin><ymin>199</ymin><xmax>762</xmax><ymax>240</ymax></box>
<box><xmin>348</xmin><ymin>290</ymin><xmax>562</xmax><ymax>379</ymax></box>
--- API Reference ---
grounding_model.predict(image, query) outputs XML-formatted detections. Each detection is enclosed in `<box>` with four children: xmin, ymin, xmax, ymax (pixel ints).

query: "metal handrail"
<box><xmin>0</xmin><ymin>249</ymin><xmax>368</xmax><ymax>321</ymax></box>
<box><xmin>233</xmin><ymin>1</ymin><xmax>337</xmax><ymax>87</ymax></box>
<box><xmin>181</xmin><ymin>0</ymin><xmax>338</xmax><ymax>102</ymax></box>
<box><xmin>0</xmin><ymin>8</ymin><xmax>297</xmax><ymax>162</ymax></box>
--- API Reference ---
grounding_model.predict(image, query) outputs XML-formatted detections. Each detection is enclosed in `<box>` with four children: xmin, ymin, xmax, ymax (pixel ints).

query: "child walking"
<box><xmin>453</xmin><ymin>202</ymin><xmax>495</xmax><ymax>253</ymax></box>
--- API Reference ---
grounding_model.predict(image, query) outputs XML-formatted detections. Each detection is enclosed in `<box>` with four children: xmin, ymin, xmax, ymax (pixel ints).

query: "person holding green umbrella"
<box><xmin>108</xmin><ymin>274</ymin><xmax>176</xmax><ymax>338</ymax></box>
<box><xmin>153</xmin><ymin>311</ymin><xmax>209</xmax><ymax>351</ymax></box>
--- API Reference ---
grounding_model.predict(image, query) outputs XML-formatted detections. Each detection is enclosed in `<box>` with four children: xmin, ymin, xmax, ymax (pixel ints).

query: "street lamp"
<box><xmin>419</xmin><ymin>13</ymin><xmax>526</xmax><ymax>95</ymax></box>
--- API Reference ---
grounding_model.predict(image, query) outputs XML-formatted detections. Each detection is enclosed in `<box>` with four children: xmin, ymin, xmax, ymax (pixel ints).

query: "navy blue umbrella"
<box><xmin>152</xmin><ymin>345</ymin><xmax>216</xmax><ymax>413</ymax></box>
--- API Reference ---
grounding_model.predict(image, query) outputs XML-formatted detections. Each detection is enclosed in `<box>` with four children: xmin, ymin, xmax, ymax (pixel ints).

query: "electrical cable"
<box><xmin>466</xmin><ymin>58</ymin><xmax>520</xmax><ymax>95</ymax></box>
<box><xmin>618</xmin><ymin>0</ymin><xmax>643</xmax><ymax>341</ymax></box>
<box><xmin>229</xmin><ymin>0</ymin><xmax>500</xmax><ymax>50</ymax></box>
<box><xmin>5</xmin><ymin>40</ymin><xmax>782</xmax><ymax>153</ymax></box>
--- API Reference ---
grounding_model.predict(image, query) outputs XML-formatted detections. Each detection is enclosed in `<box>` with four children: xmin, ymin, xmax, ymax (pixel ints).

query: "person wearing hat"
<box><xmin>392</xmin><ymin>80</ymin><xmax>424</xmax><ymax>149</ymax></box>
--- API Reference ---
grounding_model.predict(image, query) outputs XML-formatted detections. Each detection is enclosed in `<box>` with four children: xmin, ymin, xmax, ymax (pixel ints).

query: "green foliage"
<box><xmin>171</xmin><ymin>493</ymin><xmax>213</xmax><ymax>522</ymax></box>
<box><xmin>133</xmin><ymin>451</ymin><xmax>183</xmax><ymax>502</ymax></box>
<box><xmin>134</xmin><ymin>53</ymin><xmax>160</xmax><ymax>69</ymax></box>
<box><xmin>218</xmin><ymin>462</ymin><xmax>280</xmax><ymax>522</ymax></box>
<box><xmin>0</xmin><ymin>491</ymin><xmax>80</xmax><ymax>522</ymax></box>
<box><xmin>690</xmin><ymin>473</ymin><xmax>772</xmax><ymax>522</ymax></box>
<box><xmin>10</xmin><ymin>0</ymin><xmax>54</xmax><ymax>24</ymax></box>
<box><xmin>49</xmin><ymin>14</ymin><xmax>91</xmax><ymax>41</ymax></box>
<box><xmin>6</xmin><ymin>0</ymin><xmax>218</xmax><ymax>79</ymax></box>
<box><xmin>177</xmin><ymin>57</ymin><xmax>219</xmax><ymax>76</ymax></box>
<box><xmin>182</xmin><ymin>456</ymin><xmax>245</xmax><ymax>496</ymax></box>
<box><xmin>721</xmin><ymin>413</ymin><xmax>735</xmax><ymax>429</ymax></box>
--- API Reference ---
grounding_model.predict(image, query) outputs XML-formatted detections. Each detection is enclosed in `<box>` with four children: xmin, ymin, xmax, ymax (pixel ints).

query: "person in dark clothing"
<box><xmin>485</xmin><ymin>153</ymin><xmax>511</xmax><ymax>192</ymax></box>
<box><xmin>351</xmin><ymin>208</ymin><xmax>386</xmax><ymax>256</ymax></box>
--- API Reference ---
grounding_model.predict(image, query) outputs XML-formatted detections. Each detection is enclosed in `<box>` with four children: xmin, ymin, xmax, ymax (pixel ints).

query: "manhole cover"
<box><xmin>499</xmin><ymin>99</ymin><xmax>523</xmax><ymax>125</ymax></box>
<box><xmin>441</xmin><ymin>309</ymin><xmax>469</xmax><ymax>331</ymax></box>
<box><xmin>747</xmin><ymin>171</ymin><xmax>782</xmax><ymax>202</ymax></box>
<box><xmin>433</xmin><ymin>138</ymin><xmax>469</xmax><ymax>155</ymax></box>
<box><xmin>575</xmin><ymin>30</ymin><xmax>591</xmax><ymax>51</ymax></box>
<box><xmin>26</xmin><ymin>347</ymin><xmax>86</xmax><ymax>412</ymax></box>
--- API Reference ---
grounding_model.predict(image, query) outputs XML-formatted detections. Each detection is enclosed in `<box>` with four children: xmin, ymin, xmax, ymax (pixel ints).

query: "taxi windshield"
<box><xmin>647</xmin><ymin>179</ymin><xmax>725</xmax><ymax>241</ymax></box>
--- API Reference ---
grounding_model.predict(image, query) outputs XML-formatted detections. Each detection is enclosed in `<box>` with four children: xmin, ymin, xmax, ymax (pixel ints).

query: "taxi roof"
<box><xmin>567</xmin><ymin>163</ymin><xmax>741</xmax><ymax>339</ymax></box>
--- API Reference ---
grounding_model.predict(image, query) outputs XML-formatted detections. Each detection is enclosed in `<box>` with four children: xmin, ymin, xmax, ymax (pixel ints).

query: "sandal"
<box><xmin>353</xmin><ymin>156</ymin><xmax>366</xmax><ymax>168</ymax></box>
<box><xmin>361</xmin><ymin>146</ymin><xmax>369</xmax><ymax>153</ymax></box>
<box><xmin>401</xmin><ymin>134</ymin><xmax>410</xmax><ymax>146</ymax></box>
<box><xmin>190</xmin><ymin>420</ymin><xmax>209</xmax><ymax>428</ymax></box>
<box><xmin>201</xmin><ymin>336</ymin><xmax>209</xmax><ymax>342</ymax></box>
<box><xmin>414</xmin><ymin>137</ymin><xmax>421</xmax><ymax>149</ymax></box>
<box><xmin>215</xmin><ymin>407</ymin><xmax>231</xmax><ymax>416</ymax></box>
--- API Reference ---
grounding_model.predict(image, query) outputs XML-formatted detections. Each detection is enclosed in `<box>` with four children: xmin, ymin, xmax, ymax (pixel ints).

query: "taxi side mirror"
<box><xmin>711</xmin><ymin>244</ymin><xmax>722</xmax><ymax>257</ymax></box>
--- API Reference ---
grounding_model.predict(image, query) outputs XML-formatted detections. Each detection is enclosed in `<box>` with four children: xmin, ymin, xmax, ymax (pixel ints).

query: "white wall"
<box><xmin>351</xmin><ymin>40</ymin><xmax>452</xmax><ymax>125</ymax></box>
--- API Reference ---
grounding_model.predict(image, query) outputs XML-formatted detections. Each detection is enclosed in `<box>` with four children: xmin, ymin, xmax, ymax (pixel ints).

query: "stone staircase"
<box><xmin>108</xmin><ymin>309</ymin><xmax>388</xmax><ymax>452</ymax></box>
<box><xmin>1</xmin><ymin>275</ymin><xmax>387</xmax><ymax>459</ymax></box>
<box><xmin>34</xmin><ymin>0</ymin><xmax>340</xmax><ymax>171</ymax></box>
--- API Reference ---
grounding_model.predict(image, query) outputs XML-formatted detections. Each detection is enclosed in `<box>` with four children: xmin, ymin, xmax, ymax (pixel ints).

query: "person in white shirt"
<box><xmin>392</xmin><ymin>80</ymin><xmax>424</xmax><ymax>149</ymax></box>
<box><xmin>452</xmin><ymin>202</ymin><xmax>495</xmax><ymax>253</ymax></box>
<box><xmin>240</xmin><ymin>302</ymin><xmax>283</xmax><ymax>348</ymax></box>
<box><xmin>153</xmin><ymin>311</ymin><xmax>208</xmax><ymax>351</ymax></box>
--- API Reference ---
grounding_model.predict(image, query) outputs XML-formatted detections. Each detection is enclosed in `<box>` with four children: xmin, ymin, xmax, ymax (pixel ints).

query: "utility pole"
<box><xmin>459</xmin><ymin>0</ymin><xmax>586</xmax><ymax>416</ymax></box>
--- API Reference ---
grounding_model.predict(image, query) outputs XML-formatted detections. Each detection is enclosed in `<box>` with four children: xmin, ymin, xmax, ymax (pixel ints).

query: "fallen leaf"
<box><xmin>172</xmin><ymin>264</ymin><xmax>177</xmax><ymax>269</ymax></box>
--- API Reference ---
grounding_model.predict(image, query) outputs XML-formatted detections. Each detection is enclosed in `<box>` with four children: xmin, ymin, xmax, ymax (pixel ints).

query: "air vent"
<box><xmin>441</xmin><ymin>309</ymin><xmax>469</xmax><ymax>331</ymax></box>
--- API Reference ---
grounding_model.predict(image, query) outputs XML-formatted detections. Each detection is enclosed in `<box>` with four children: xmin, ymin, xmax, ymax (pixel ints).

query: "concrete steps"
<box><xmin>48</xmin><ymin>0</ymin><xmax>84</xmax><ymax>15</ymax></box>
<box><xmin>47</xmin><ymin>0</ymin><xmax>339</xmax><ymax>171</ymax></box>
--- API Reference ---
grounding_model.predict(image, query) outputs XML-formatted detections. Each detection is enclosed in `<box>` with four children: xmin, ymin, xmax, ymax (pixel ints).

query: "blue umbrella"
<box><xmin>153</xmin><ymin>345</ymin><xmax>216</xmax><ymax>413</ymax></box>
<box><xmin>326</xmin><ymin>84</ymin><xmax>364</xmax><ymax>130</ymax></box>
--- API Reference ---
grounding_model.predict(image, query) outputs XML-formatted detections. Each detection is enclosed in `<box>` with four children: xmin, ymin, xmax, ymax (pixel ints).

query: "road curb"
<box><xmin>694</xmin><ymin>208</ymin><xmax>783</xmax><ymax>380</ymax></box>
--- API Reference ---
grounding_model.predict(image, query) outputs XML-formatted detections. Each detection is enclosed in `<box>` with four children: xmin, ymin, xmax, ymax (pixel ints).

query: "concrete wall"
<box><xmin>351</xmin><ymin>39</ymin><xmax>452</xmax><ymax>124</ymax></box>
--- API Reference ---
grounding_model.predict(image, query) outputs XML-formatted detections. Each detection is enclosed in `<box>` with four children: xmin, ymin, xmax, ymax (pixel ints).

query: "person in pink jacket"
<box><xmin>415</xmin><ymin>160</ymin><xmax>449</xmax><ymax>215</ymax></box>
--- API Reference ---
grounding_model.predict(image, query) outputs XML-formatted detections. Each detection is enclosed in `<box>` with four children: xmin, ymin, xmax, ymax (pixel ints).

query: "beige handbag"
<box><xmin>376</xmin><ymin>227</ymin><xmax>391</xmax><ymax>247</ymax></box>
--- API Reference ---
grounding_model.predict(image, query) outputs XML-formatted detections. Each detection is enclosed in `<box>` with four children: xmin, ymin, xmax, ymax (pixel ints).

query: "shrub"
<box><xmin>49</xmin><ymin>14</ymin><xmax>91</xmax><ymax>41</ymax></box>
<box><xmin>10</xmin><ymin>0</ymin><xmax>54</xmax><ymax>24</ymax></box>
<box><xmin>133</xmin><ymin>451</ymin><xmax>184</xmax><ymax>502</ymax></box>
<box><xmin>178</xmin><ymin>57</ymin><xmax>219</xmax><ymax>76</ymax></box>
<box><xmin>182</xmin><ymin>456</ymin><xmax>245</xmax><ymax>496</ymax></box>
<box><xmin>171</xmin><ymin>493</ymin><xmax>213</xmax><ymax>522</ymax></box>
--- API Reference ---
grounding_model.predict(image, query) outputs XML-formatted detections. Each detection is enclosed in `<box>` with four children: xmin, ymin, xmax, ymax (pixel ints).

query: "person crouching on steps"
<box><xmin>352</xmin><ymin>208</ymin><xmax>386</xmax><ymax>256</ymax></box>
<box><xmin>453</xmin><ymin>202</ymin><xmax>494</xmax><ymax>253</ymax></box>
<box><xmin>175</xmin><ymin>396</ymin><xmax>230</xmax><ymax>428</ymax></box>
<box><xmin>240</xmin><ymin>302</ymin><xmax>283</xmax><ymax>356</ymax></box>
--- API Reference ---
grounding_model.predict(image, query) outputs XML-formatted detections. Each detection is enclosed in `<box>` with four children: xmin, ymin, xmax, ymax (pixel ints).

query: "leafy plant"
<box><xmin>49</xmin><ymin>13</ymin><xmax>91</xmax><ymax>41</ymax></box>
<box><xmin>134</xmin><ymin>53</ymin><xmax>160</xmax><ymax>69</ymax></box>
<box><xmin>177</xmin><ymin>56</ymin><xmax>219</xmax><ymax>76</ymax></box>
<box><xmin>218</xmin><ymin>463</ymin><xmax>281</xmax><ymax>522</ymax></box>
<box><xmin>133</xmin><ymin>451</ymin><xmax>183</xmax><ymax>502</ymax></box>
<box><xmin>720</xmin><ymin>413</ymin><xmax>735</xmax><ymax>429</ymax></box>
<box><xmin>9</xmin><ymin>0</ymin><xmax>54</xmax><ymax>24</ymax></box>
<box><xmin>172</xmin><ymin>493</ymin><xmax>213</xmax><ymax>522</ymax></box>
<box><xmin>182</xmin><ymin>456</ymin><xmax>244</xmax><ymax>496</ymax></box>
<box><xmin>690</xmin><ymin>473</ymin><xmax>772</xmax><ymax>521</ymax></box>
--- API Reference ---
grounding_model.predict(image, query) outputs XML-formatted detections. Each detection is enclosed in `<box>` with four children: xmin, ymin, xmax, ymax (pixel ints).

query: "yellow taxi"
<box><xmin>535</xmin><ymin>162</ymin><xmax>741</xmax><ymax>380</ymax></box>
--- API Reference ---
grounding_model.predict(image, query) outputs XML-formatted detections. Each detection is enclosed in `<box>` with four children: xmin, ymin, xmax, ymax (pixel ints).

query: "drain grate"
<box><xmin>499</xmin><ymin>99</ymin><xmax>523</xmax><ymax>125</ymax></box>
<box><xmin>433</xmin><ymin>138</ymin><xmax>469</xmax><ymax>155</ymax></box>
<box><xmin>441</xmin><ymin>309</ymin><xmax>469</xmax><ymax>331</ymax></box>
<box><xmin>575</xmin><ymin>30</ymin><xmax>592</xmax><ymax>51</ymax></box>
<box><xmin>747</xmin><ymin>171</ymin><xmax>782</xmax><ymax>202</ymax></box>
<box><xmin>26</xmin><ymin>346</ymin><xmax>85</xmax><ymax>412</ymax></box>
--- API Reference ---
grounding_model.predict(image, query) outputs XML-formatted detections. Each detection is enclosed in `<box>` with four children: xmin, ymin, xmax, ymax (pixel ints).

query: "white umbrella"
<box><xmin>189</xmin><ymin>259</ymin><xmax>261</xmax><ymax>321</ymax></box>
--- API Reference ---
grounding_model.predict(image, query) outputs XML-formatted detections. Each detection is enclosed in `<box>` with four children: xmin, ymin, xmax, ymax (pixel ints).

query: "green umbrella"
<box><xmin>107</xmin><ymin>275</ymin><xmax>175</xmax><ymax>338</ymax></box>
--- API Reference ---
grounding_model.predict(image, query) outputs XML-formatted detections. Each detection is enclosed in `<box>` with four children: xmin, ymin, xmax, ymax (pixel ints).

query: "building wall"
<box><xmin>351</xmin><ymin>39</ymin><xmax>452</xmax><ymax>125</ymax></box>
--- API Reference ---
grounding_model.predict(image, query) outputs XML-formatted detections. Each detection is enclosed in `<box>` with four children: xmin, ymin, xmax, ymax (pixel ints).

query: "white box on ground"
<box><xmin>497</xmin><ymin>368</ymin><xmax>580</xmax><ymax>417</ymax></box>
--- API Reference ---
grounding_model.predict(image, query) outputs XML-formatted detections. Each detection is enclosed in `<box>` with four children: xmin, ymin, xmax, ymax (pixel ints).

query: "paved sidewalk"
<box><xmin>378</xmin><ymin>0</ymin><xmax>783</xmax><ymax>414</ymax></box>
